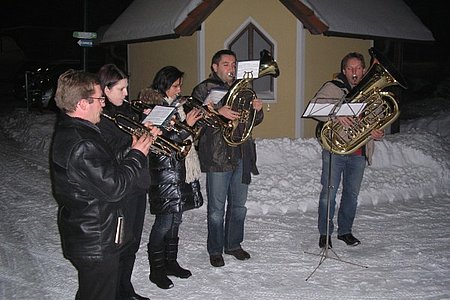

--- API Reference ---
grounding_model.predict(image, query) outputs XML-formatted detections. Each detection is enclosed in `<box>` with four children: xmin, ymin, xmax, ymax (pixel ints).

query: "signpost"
<box><xmin>77</xmin><ymin>39</ymin><xmax>93</xmax><ymax>47</ymax></box>
<box><xmin>73</xmin><ymin>31</ymin><xmax>97</xmax><ymax>71</ymax></box>
<box><xmin>73</xmin><ymin>31</ymin><xmax>97</xmax><ymax>39</ymax></box>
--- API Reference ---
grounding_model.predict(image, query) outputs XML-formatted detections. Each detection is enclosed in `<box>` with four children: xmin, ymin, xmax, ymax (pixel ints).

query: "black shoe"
<box><xmin>209</xmin><ymin>254</ymin><xmax>225</xmax><ymax>267</ymax></box>
<box><xmin>165</xmin><ymin>260</ymin><xmax>192</xmax><ymax>278</ymax></box>
<box><xmin>149</xmin><ymin>272</ymin><xmax>174</xmax><ymax>289</ymax></box>
<box><xmin>337</xmin><ymin>233</ymin><xmax>361</xmax><ymax>246</ymax></box>
<box><xmin>224</xmin><ymin>248</ymin><xmax>251</xmax><ymax>260</ymax></box>
<box><xmin>122</xmin><ymin>293</ymin><xmax>150</xmax><ymax>300</ymax></box>
<box><xmin>319</xmin><ymin>235</ymin><xmax>332</xmax><ymax>249</ymax></box>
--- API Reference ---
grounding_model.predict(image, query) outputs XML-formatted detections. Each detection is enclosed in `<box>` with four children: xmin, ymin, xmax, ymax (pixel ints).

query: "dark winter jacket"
<box><xmin>145</xmin><ymin>97</ymin><xmax>203</xmax><ymax>215</ymax></box>
<box><xmin>97</xmin><ymin>101</ymin><xmax>150</xmax><ymax>190</ymax></box>
<box><xmin>51</xmin><ymin>113</ymin><xmax>148</xmax><ymax>261</ymax></box>
<box><xmin>191</xmin><ymin>73</ymin><xmax>263</xmax><ymax>184</ymax></box>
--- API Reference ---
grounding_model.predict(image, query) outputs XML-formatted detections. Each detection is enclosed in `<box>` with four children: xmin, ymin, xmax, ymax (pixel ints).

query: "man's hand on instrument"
<box><xmin>336</xmin><ymin>116</ymin><xmax>354</xmax><ymax>128</ymax></box>
<box><xmin>252</xmin><ymin>98</ymin><xmax>263</xmax><ymax>111</ymax></box>
<box><xmin>371</xmin><ymin>129</ymin><xmax>384</xmax><ymax>140</ymax></box>
<box><xmin>218</xmin><ymin>105</ymin><xmax>240</xmax><ymax>120</ymax></box>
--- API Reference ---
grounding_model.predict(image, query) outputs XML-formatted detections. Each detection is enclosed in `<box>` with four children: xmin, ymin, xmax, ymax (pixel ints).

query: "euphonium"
<box><xmin>319</xmin><ymin>47</ymin><xmax>407</xmax><ymax>155</ymax></box>
<box><xmin>101</xmin><ymin>112</ymin><xmax>192</xmax><ymax>160</ymax></box>
<box><xmin>222</xmin><ymin>49</ymin><xmax>280</xmax><ymax>146</ymax></box>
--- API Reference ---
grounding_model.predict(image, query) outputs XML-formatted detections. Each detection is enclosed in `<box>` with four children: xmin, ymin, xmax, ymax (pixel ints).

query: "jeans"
<box><xmin>318</xmin><ymin>150</ymin><xmax>366</xmax><ymax>236</ymax></box>
<box><xmin>206</xmin><ymin>159</ymin><xmax>248</xmax><ymax>255</ymax></box>
<box><xmin>148</xmin><ymin>212</ymin><xmax>182</xmax><ymax>252</ymax></box>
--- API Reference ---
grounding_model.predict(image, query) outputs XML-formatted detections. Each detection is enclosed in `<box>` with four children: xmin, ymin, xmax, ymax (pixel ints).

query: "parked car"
<box><xmin>13</xmin><ymin>60</ymin><xmax>102</xmax><ymax>111</ymax></box>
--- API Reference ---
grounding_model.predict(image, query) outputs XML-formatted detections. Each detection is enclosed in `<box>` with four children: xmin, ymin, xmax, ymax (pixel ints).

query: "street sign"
<box><xmin>77</xmin><ymin>39</ymin><xmax>93</xmax><ymax>47</ymax></box>
<box><xmin>73</xmin><ymin>31</ymin><xmax>97</xmax><ymax>39</ymax></box>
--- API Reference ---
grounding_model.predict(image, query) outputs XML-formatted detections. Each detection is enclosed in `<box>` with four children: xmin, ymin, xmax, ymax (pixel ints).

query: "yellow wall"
<box><xmin>203</xmin><ymin>0</ymin><xmax>298</xmax><ymax>139</ymax></box>
<box><xmin>302</xmin><ymin>35</ymin><xmax>372</xmax><ymax>138</ymax></box>
<box><xmin>128</xmin><ymin>33</ymin><xmax>199</xmax><ymax>100</ymax></box>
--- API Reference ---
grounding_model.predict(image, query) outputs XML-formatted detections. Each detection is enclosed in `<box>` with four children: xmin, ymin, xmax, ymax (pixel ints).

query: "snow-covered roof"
<box><xmin>101</xmin><ymin>0</ymin><xmax>434</xmax><ymax>44</ymax></box>
<box><xmin>298</xmin><ymin>0</ymin><xmax>434</xmax><ymax>41</ymax></box>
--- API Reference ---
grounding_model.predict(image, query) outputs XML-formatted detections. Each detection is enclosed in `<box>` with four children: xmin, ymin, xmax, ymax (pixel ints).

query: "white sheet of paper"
<box><xmin>205</xmin><ymin>89</ymin><xmax>228</xmax><ymax>104</ymax></box>
<box><xmin>236</xmin><ymin>60</ymin><xmax>260</xmax><ymax>79</ymax></box>
<box><xmin>302</xmin><ymin>102</ymin><xmax>366</xmax><ymax>117</ymax></box>
<box><xmin>337</xmin><ymin>103</ymin><xmax>366</xmax><ymax>116</ymax></box>
<box><xmin>141</xmin><ymin>105</ymin><xmax>175</xmax><ymax>126</ymax></box>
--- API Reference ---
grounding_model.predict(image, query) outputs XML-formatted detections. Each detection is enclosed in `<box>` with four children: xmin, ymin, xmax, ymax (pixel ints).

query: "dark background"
<box><xmin>1</xmin><ymin>0</ymin><xmax>449</xmax><ymax>111</ymax></box>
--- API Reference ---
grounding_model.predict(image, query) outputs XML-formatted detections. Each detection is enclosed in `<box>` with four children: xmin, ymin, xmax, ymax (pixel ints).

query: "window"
<box><xmin>227</xmin><ymin>22</ymin><xmax>277</xmax><ymax>101</ymax></box>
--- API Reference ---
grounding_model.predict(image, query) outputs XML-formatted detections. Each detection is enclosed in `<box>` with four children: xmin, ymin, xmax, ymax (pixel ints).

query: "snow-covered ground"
<box><xmin>0</xmin><ymin>94</ymin><xmax>449</xmax><ymax>299</ymax></box>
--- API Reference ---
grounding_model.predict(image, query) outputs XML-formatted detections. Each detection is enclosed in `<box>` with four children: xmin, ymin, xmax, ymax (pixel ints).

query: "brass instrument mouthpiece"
<box><xmin>352</xmin><ymin>74</ymin><xmax>357</xmax><ymax>80</ymax></box>
<box><xmin>227</xmin><ymin>72</ymin><xmax>234</xmax><ymax>78</ymax></box>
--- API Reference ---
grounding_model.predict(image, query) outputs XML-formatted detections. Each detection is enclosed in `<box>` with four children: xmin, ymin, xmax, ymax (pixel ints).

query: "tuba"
<box><xmin>222</xmin><ymin>49</ymin><xmax>280</xmax><ymax>146</ymax></box>
<box><xmin>101</xmin><ymin>112</ymin><xmax>192</xmax><ymax>160</ymax></box>
<box><xmin>319</xmin><ymin>48</ymin><xmax>407</xmax><ymax>155</ymax></box>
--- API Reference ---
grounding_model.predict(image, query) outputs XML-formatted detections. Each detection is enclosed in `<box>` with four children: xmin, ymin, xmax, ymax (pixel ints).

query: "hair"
<box><xmin>151</xmin><ymin>66</ymin><xmax>184</xmax><ymax>97</ymax></box>
<box><xmin>210</xmin><ymin>49</ymin><xmax>236</xmax><ymax>72</ymax></box>
<box><xmin>54</xmin><ymin>69</ymin><xmax>100</xmax><ymax>112</ymax></box>
<box><xmin>97</xmin><ymin>63</ymin><xmax>128</xmax><ymax>92</ymax></box>
<box><xmin>340</xmin><ymin>52</ymin><xmax>366</xmax><ymax>73</ymax></box>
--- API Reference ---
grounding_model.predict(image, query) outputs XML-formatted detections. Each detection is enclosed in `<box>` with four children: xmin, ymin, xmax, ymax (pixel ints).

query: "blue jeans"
<box><xmin>206</xmin><ymin>160</ymin><xmax>248</xmax><ymax>255</ymax></box>
<box><xmin>318</xmin><ymin>150</ymin><xmax>366</xmax><ymax>236</ymax></box>
<box><xmin>147</xmin><ymin>212</ymin><xmax>182</xmax><ymax>252</ymax></box>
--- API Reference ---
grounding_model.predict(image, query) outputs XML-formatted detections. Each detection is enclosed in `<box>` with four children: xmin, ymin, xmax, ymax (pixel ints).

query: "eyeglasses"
<box><xmin>88</xmin><ymin>96</ymin><xmax>106</xmax><ymax>103</ymax></box>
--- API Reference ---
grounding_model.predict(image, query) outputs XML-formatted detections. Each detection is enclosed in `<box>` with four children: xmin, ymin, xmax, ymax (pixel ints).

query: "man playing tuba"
<box><xmin>191</xmin><ymin>49</ymin><xmax>264</xmax><ymax>267</ymax></box>
<box><xmin>310</xmin><ymin>52</ymin><xmax>384</xmax><ymax>249</ymax></box>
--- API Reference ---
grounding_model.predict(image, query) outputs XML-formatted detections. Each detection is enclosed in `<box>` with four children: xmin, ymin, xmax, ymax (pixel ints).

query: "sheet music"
<box><xmin>141</xmin><ymin>105</ymin><xmax>175</xmax><ymax>126</ymax></box>
<box><xmin>302</xmin><ymin>102</ymin><xmax>366</xmax><ymax>117</ymax></box>
<box><xmin>337</xmin><ymin>103</ymin><xmax>366</xmax><ymax>116</ymax></box>
<box><xmin>205</xmin><ymin>89</ymin><xmax>228</xmax><ymax>104</ymax></box>
<box><xmin>236</xmin><ymin>60</ymin><xmax>260</xmax><ymax>79</ymax></box>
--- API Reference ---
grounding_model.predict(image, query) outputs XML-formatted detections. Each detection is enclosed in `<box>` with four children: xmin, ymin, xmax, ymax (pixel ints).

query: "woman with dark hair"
<box><xmin>97</xmin><ymin>63</ymin><xmax>151</xmax><ymax>300</ymax></box>
<box><xmin>138</xmin><ymin>66</ymin><xmax>203</xmax><ymax>289</ymax></box>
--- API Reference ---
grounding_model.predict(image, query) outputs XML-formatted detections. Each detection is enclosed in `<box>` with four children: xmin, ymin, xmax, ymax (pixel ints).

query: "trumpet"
<box><xmin>101</xmin><ymin>112</ymin><xmax>191</xmax><ymax>160</ymax></box>
<box><xmin>123</xmin><ymin>98</ymin><xmax>154</xmax><ymax>112</ymax></box>
<box><xmin>124</xmin><ymin>98</ymin><xmax>201</xmax><ymax>140</ymax></box>
<box><xmin>177</xmin><ymin>96</ymin><xmax>233</xmax><ymax>130</ymax></box>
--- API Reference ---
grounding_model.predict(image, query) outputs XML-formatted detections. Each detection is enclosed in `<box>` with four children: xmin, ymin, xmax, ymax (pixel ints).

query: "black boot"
<box><xmin>148</xmin><ymin>249</ymin><xmax>174</xmax><ymax>289</ymax></box>
<box><xmin>165</xmin><ymin>237</ymin><xmax>192</xmax><ymax>278</ymax></box>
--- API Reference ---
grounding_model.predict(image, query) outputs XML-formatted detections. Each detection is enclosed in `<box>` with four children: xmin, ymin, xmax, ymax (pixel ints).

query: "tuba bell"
<box><xmin>222</xmin><ymin>49</ymin><xmax>280</xmax><ymax>146</ymax></box>
<box><xmin>319</xmin><ymin>47</ymin><xmax>407</xmax><ymax>155</ymax></box>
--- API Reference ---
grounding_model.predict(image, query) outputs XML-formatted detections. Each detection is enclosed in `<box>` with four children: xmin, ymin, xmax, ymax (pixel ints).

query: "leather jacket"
<box><xmin>51</xmin><ymin>113</ymin><xmax>148</xmax><ymax>261</ymax></box>
<box><xmin>191</xmin><ymin>73</ymin><xmax>263</xmax><ymax>184</ymax></box>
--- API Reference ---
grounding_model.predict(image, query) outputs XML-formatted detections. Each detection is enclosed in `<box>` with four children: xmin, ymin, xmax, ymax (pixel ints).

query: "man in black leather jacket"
<box><xmin>50</xmin><ymin>69</ymin><xmax>156</xmax><ymax>300</ymax></box>
<box><xmin>192</xmin><ymin>49</ymin><xmax>263</xmax><ymax>267</ymax></box>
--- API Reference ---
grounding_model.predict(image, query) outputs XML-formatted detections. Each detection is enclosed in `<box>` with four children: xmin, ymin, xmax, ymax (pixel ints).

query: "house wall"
<box><xmin>128</xmin><ymin>33</ymin><xmax>199</xmax><ymax>100</ymax></box>
<box><xmin>302</xmin><ymin>35</ymin><xmax>372</xmax><ymax>138</ymax></box>
<box><xmin>203</xmin><ymin>0</ymin><xmax>298</xmax><ymax>139</ymax></box>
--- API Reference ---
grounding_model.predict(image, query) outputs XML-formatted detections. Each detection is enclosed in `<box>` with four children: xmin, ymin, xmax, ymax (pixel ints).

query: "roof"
<box><xmin>281</xmin><ymin>0</ymin><xmax>434</xmax><ymax>41</ymax></box>
<box><xmin>101</xmin><ymin>0</ymin><xmax>222</xmax><ymax>44</ymax></box>
<box><xmin>100</xmin><ymin>0</ymin><xmax>434</xmax><ymax>44</ymax></box>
